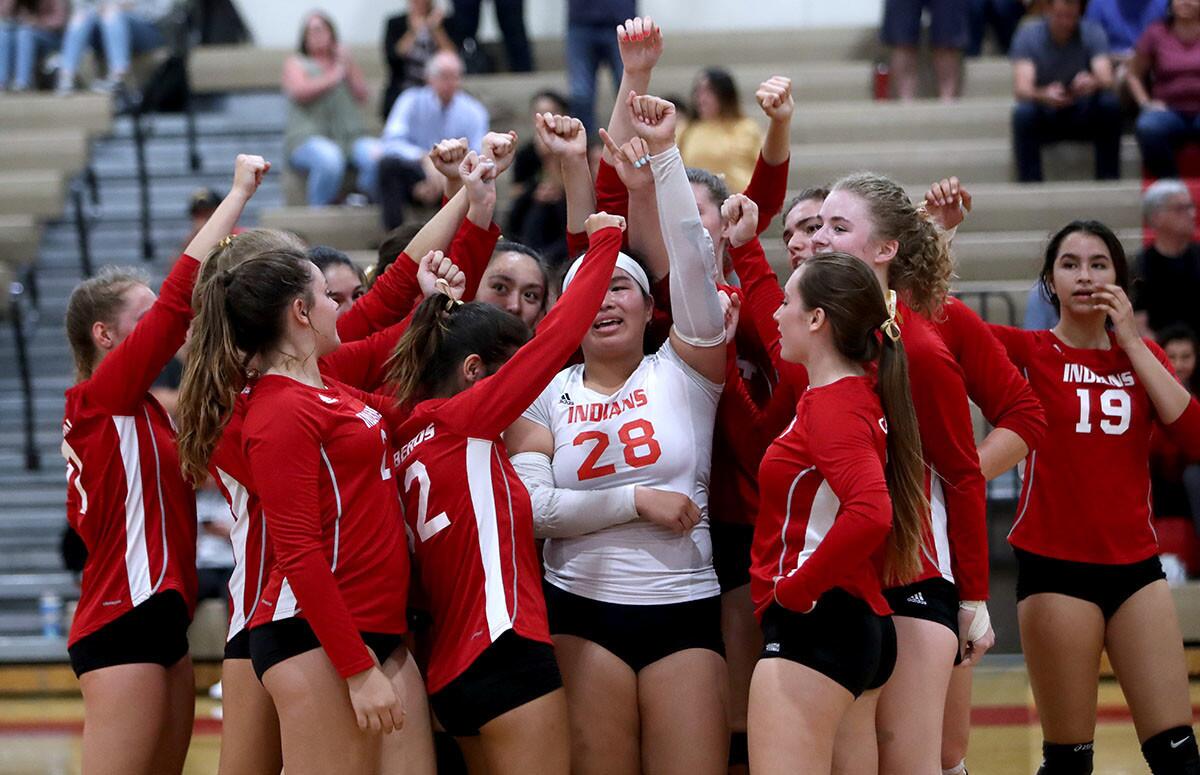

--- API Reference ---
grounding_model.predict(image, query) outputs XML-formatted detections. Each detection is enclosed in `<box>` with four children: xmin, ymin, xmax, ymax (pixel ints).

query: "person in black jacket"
<box><xmin>380</xmin><ymin>0</ymin><xmax>457</xmax><ymax>122</ymax></box>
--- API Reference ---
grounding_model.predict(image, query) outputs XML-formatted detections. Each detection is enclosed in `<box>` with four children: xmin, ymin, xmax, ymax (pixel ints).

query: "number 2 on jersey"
<box><xmin>1074</xmin><ymin>388</ymin><xmax>1131</xmax><ymax>435</ymax></box>
<box><xmin>574</xmin><ymin>419</ymin><xmax>663</xmax><ymax>481</ymax></box>
<box><xmin>405</xmin><ymin>461</ymin><xmax>450</xmax><ymax>541</ymax></box>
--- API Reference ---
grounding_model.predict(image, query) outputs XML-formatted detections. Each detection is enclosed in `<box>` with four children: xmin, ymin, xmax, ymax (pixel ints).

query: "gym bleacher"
<box><xmin>0</xmin><ymin>14</ymin><xmax>1189</xmax><ymax>685</ymax></box>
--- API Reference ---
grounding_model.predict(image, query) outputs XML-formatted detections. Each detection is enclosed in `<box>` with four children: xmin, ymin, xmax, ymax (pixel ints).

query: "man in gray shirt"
<box><xmin>1010</xmin><ymin>0</ymin><xmax>1122</xmax><ymax>182</ymax></box>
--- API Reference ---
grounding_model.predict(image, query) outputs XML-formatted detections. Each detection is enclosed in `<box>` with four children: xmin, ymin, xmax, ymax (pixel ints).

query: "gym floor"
<box><xmin>1</xmin><ymin>661</ymin><xmax>1196</xmax><ymax>775</ymax></box>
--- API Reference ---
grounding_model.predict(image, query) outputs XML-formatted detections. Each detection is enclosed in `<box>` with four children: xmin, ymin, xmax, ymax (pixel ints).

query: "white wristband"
<box><xmin>959</xmin><ymin>600</ymin><xmax>991</xmax><ymax>643</ymax></box>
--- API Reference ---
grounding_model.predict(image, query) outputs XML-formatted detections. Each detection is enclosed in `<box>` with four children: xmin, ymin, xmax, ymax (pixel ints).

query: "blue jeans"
<box><xmin>290</xmin><ymin>135</ymin><xmax>380</xmax><ymax>206</ymax></box>
<box><xmin>59</xmin><ymin>5</ymin><xmax>162</xmax><ymax>78</ymax></box>
<box><xmin>1011</xmin><ymin>92</ymin><xmax>1123</xmax><ymax>182</ymax></box>
<box><xmin>567</xmin><ymin>23</ymin><xmax>622</xmax><ymax>136</ymax></box>
<box><xmin>1136</xmin><ymin>108</ymin><xmax>1200</xmax><ymax>179</ymax></box>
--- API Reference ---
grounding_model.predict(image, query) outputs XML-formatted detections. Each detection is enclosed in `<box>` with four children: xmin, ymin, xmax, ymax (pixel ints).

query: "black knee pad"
<box><xmin>729</xmin><ymin>731</ymin><xmax>749</xmax><ymax>767</ymax></box>
<box><xmin>1142</xmin><ymin>726</ymin><xmax>1200</xmax><ymax>775</ymax></box>
<box><xmin>1036</xmin><ymin>741</ymin><xmax>1094</xmax><ymax>775</ymax></box>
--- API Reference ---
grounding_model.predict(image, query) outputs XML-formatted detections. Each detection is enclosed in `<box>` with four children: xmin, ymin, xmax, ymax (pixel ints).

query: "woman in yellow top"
<box><xmin>678</xmin><ymin>68</ymin><xmax>763</xmax><ymax>192</ymax></box>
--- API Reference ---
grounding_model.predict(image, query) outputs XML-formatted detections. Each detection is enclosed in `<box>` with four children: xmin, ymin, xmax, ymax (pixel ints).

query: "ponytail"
<box><xmin>875</xmin><ymin>329</ymin><xmax>927</xmax><ymax>586</ymax></box>
<box><xmin>794</xmin><ymin>252</ymin><xmax>928</xmax><ymax>584</ymax></box>
<box><xmin>176</xmin><ymin>247</ymin><xmax>313</xmax><ymax>485</ymax></box>
<box><xmin>386</xmin><ymin>293</ymin><xmax>456</xmax><ymax>404</ymax></box>
<box><xmin>385</xmin><ymin>294</ymin><xmax>531</xmax><ymax>404</ymax></box>
<box><xmin>176</xmin><ymin>274</ymin><xmax>246</xmax><ymax>485</ymax></box>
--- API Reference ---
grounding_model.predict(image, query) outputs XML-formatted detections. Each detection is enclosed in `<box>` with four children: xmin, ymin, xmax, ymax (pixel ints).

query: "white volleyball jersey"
<box><xmin>521</xmin><ymin>340</ymin><xmax>722</xmax><ymax>604</ymax></box>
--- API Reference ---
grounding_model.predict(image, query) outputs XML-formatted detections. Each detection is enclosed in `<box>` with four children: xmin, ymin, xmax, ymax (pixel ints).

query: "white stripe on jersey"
<box><xmin>776</xmin><ymin>466</ymin><xmax>815</xmax><ymax>578</ymax></box>
<box><xmin>794</xmin><ymin>481</ymin><xmax>840</xmax><ymax>572</ymax></box>
<box><xmin>492</xmin><ymin>444</ymin><xmax>520</xmax><ymax>625</ymax></box>
<box><xmin>928</xmin><ymin>477</ymin><xmax>955</xmax><ymax>583</ymax></box>
<box><xmin>320</xmin><ymin>447</ymin><xmax>343</xmax><ymax>571</ymax></box>
<box><xmin>142</xmin><ymin>406</ymin><xmax>169</xmax><ymax>594</ymax></box>
<box><xmin>113</xmin><ymin>415</ymin><xmax>153</xmax><ymax>606</ymax></box>
<box><xmin>274</xmin><ymin>578</ymin><xmax>298</xmax><ymax>621</ymax></box>
<box><xmin>466</xmin><ymin>438</ymin><xmax>514</xmax><ymax>641</ymax></box>
<box><xmin>218</xmin><ymin>467</ymin><xmax>252</xmax><ymax>639</ymax></box>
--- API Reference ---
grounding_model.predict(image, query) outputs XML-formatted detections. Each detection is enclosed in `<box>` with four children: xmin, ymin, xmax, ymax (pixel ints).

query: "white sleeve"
<box><xmin>511</xmin><ymin>451</ymin><xmax>640</xmax><ymax>539</ymax></box>
<box><xmin>648</xmin><ymin>145</ymin><xmax>726</xmax><ymax>349</ymax></box>
<box><xmin>520</xmin><ymin>383</ymin><xmax>554</xmax><ymax>429</ymax></box>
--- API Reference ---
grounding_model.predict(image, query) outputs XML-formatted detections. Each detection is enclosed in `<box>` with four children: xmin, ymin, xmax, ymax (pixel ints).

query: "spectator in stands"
<box><xmin>512</xmin><ymin>90</ymin><xmax>569</xmax><ymax>197</ymax></box>
<box><xmin>451</xmin><ymin>0</ymin><xmax>533</xmax><ymax>72</ymax></box>
<box><xmin>1086</xmin><ymin>0</ymin><xmax>1169</xmax><ymax>58</ymax></box>
<box><xmin>881</xmin><ymin>0</ymin><xmax>970</xmax><ymax>100</ymax></box>
<box><xmin>1010</xmin><ymin>0</ymin><xmax>1122</xmax><ymax>183</ymax></box>
<box><xmin>282</xmin><ymin>11</ymin><xmax>377</xmax><ymax>207</ymax></box>
<box><xmin>1150</xmin><ymin>324</ymin><xmax>1200</xmax><ymax>541</ymax></box>
<box><xmin>54</xmin><ymin>0</ymin><xmax>167</xmax><ymax>95</ymax></box>
<box><xmin>567</xmin><ymin>0</ymin><xmax>633</xmax><ymax>134</ymax></box>
<box><xmin>307</xmin><ymin>245</ymin><xmax>367</xmax><ymax>316</ymax></box>
<box><xmin>677</xmin><ymin>68</ymin><xmax>761</xmax><ymax>192</ymax></box>
<box><xmin>1128</xmin><ymin>0</ymin><xmax>1200</xmax><ymax>179</ymax></box>
<box><xmin>376</xmin><ymin>50</ymin><xmax>488</xmax><ymax>229</ymax></box>
<box><xmin>0</xmin><ymin>0</ymin><xmax>66</xmax><ymax>91</ymax></box>
<box><xmin>381</xmin><ymin>0</ymin><xmax>456</xmax><ymax>124</ymax></box>
<box><xmin>1137</xmin><ymin>179</ymin><xmax>1200</xmax><ymax>335</ymax></box>
<box><xmin>1023</xmin><ymin>281</ymin><xmax>1061</xmax><ymax>329</ymax></box>
<box><xmin>182</xmin><ymin>188</ymin><xmax>220</xmax><ymax>246</ymax></box>
<box><xmin>966</xmin><ymin>0</ymin><xmax>1027</xmax><ymax>56</ymax></box>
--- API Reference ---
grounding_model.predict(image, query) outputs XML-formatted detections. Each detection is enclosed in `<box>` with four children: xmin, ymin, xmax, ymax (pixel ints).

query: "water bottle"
<box><xmin>873</xmin><ymin>61</ymin><xmax>891</xmax><ymax>101</ymax></box>
<box><xmin>39</xmin><ymin>592</ymin><xmax>63</xmax><ymax>638</ymax></box>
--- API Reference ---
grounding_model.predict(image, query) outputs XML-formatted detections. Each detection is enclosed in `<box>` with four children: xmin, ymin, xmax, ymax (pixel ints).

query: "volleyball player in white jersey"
<box><xmin>506</xmin><ymin>92</ymin><xmax>730</xmax><ymax>775</ymax></box>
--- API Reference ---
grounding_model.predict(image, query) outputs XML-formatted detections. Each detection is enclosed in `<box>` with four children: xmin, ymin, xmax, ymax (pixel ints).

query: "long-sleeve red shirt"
<box><xmin>242</xmin><ymin>375</ymin><xmax>410</xmax><ymax>678</ymax></box>
<box><xmin>396</xmin><ymin>226</ymin><xmax>623</xmax><ymax>693</ymax></box>
<box><xmin>935</xmin><ymin>298</ymin><xmax>1047</xmax><ymax>451</ymax></box>
<box><xmin>990</xmin><ymin>327</ymin><xmax>1200</xmax><ymax>564</ymax></box>
<box><xmin>62</xmin><ymin>254</ymin><xmax>200</xmax><ymax>645</ymax></box>
<box><xmin>750</xmin><ymin>376</ymin><xmax>893</xmax><ymax>617</ymax></box>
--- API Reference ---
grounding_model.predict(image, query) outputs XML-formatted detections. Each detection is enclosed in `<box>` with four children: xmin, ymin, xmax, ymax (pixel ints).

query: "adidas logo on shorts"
<box><xmin>906</xmin><ymin>592</ymin><xmax>927</xmax><ymax>606</ymax></box>
<box><xmin>764</xmin><ymin>642</ymin><xmax>781</xmax><ymax>653</ymax></box>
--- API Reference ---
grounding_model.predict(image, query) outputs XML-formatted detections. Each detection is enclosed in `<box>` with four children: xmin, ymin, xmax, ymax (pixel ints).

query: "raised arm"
<box><xmin>87</xmin><ymin>155</ymin><xmax>267</xmax><ymax>412</ymax></box>
<box><xmin>599</xmin><ymin>128</ymin><xmax>667</xmax><ymax>280</ymax></box>
<box><xmin>603</xmin><ymin>17</ymin><xmax>663</xmax><ymax>151</ymax></box>
<box><xmin>631</xmin><ymin>93</ymin><xmax>727</xmax><ymax>383</ymax></box>
<box><xmin>534</xmin><ymin>113</ymin><xmax>595</xmax><ymax>237</ymax></box>
<box><xmin>444</xmin><ymin>216</ymin><xmax>626</xmax><ymax>439</ymax></box>
<box><xmin>336</xmin><ymin>186</ymin><xmax>469</xmax><ymax>342</ymax></box>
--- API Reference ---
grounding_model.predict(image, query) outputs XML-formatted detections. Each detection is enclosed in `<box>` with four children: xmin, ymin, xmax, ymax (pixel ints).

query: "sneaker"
<box><xmin>208</xmin><ymin>680</ymin><xmax>223</xmax><ymax>700</ymax></box>
<box><xmin>89</xmin><ymin>77</ymin><xmax>119</xmax><ymax>95</ymax></box>
<box><xmin>54</xmin><ymin>71</ymin><xmax>74</xmax><ymax>96</ymax></box>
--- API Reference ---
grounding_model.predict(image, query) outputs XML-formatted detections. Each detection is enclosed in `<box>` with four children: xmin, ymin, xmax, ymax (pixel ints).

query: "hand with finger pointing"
<box><xmin>598</xmin><ymin>128</ymin><xmax>653</xmax><ymax>191</ymax></box>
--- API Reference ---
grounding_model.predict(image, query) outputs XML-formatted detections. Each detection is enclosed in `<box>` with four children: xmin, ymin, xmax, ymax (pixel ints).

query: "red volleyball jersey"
<box><xmin>750</xmin><ymin>376</ymin><xmax>892</xmax><ymax>617</ymax></box>
<box><xmin>396</xmin><ymin>226</ymin><xmax>622</xmax><ymax>693</ymax></box>
<box><xmin>935</xmin><ymin>298</ymin><xmax>1047</xmax><ymax>450</ymax></box>
<box><xmin>899</xmin><ymin>302</ymin><xmax>990</xmax><ymax>601</ymax></box>
<box><xmin>62</xmin><ymin>254</ymin><xmax>200</xmax><ymax>645</ymax></box>
<box><xmin>726</xmin><ymin>237</ymin><xmax>989</xmax><ymax>600</ymax></box>
<box><xmin>990</xmin><ymin>327</ymin><xmax>1200</xmax><ymax>564</ymax></box>
<box><xmin>243</xmin><ymin>375</ymin><xmax>410</xmax><ymax>679</ymax></box>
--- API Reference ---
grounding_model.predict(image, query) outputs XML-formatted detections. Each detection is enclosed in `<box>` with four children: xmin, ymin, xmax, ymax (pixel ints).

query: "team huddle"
<box><xmin>58</xmin><ymin>16</ymin><xmax>1200</xmax><ymax>775</ymax></box>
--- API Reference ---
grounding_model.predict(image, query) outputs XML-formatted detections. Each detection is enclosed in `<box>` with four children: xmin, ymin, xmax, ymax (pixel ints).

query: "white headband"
<box><xmin>561</xmin><ymin>251</ymin><xmax>650</xmax><ymax>296</ymax></box>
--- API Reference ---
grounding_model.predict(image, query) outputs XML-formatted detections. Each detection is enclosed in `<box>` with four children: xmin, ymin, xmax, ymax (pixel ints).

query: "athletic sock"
<box><xmin>943</xmin><ymin>759</ymin><xmax>968</xmax><ymax>775</ymax></box>
<box><xmin>1142</xmin><ymin>726</ymin><xmax>1200</xmax><ymax>775</ymax></box>
<box><xmin>1036</xmin><ymin>741</ymin><xmax>1094</xmax><ymax>775</ymax></box>
<box><xmin>728</xmin><ymin>731</ymin><xmax>749</xmax><ymax>767</ymax></box>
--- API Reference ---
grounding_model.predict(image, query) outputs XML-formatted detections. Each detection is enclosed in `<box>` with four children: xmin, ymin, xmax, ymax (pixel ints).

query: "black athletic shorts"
<box><xmin>543</xmin><ymin>582</ymin><xmax>724</xmax><ymax>673</ymax></box>
<box><xmin>1015</xmin><ymin>548</ymin><xmax>1166</xmax><ymax>620</ymax></box>
<box><xmin>760</xmin><ymin>588</ymin><xmax>897</xmax><ymax>697</ymax></box>
<box><xmin>249</xmin><ymin>617</ymin><xmax>405</xmax><ymax>681</ymax></box>
<box><xmin>711</xmin><ymin>521</ymin><xmax>755</xmax><ymax>593</ymax></box>
<box><xmin>68</xmin><ymin>591</ymin><xmax>190</xmax><ymax>677</ymax></box>
<box><xmin>885</xmin><ymin>576</ymin><xmax>962</xmax><ymax>665</ymax></box>
<box><xmin>224</xmin><ymin>627</ymin><xmax>251</xmax><ymax>661</ymax></box>
<box><xmin>429</xmin><ymin>630</ymin><xmax>563</xmax><ymax>737</ymax></box>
